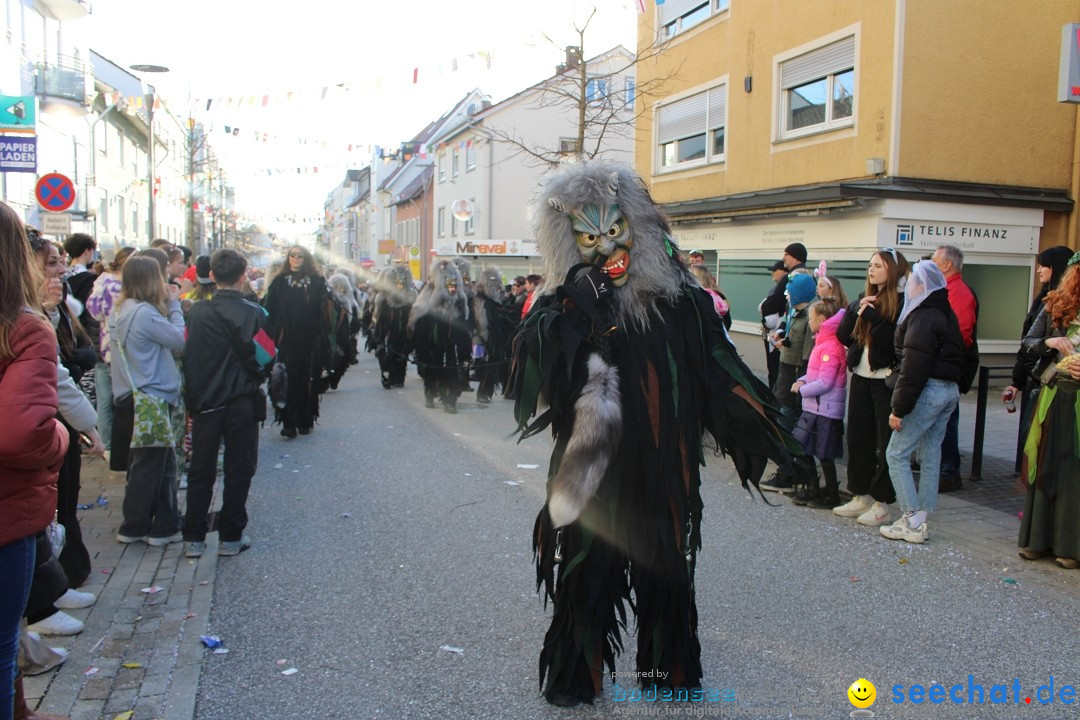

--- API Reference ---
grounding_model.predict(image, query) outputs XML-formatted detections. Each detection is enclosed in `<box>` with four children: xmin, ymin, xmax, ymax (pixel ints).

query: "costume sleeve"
<box><xmin>686</xmin><ymin>288</ymin><xmax>802</xmax><ymax>489</ymax></box>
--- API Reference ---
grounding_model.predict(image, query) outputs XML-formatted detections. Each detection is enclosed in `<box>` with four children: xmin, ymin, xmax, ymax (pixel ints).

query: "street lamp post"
<box><xmin>130</xmin><ymin>64</ymin><xmax>169</xmax><ymax>242</ymax></box>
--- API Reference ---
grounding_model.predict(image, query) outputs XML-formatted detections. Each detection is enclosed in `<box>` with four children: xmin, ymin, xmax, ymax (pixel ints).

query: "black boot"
<box><xmin>806</xmin><ymin>459</ymin><xmax>840</xmax><ymax>509</ymax></box>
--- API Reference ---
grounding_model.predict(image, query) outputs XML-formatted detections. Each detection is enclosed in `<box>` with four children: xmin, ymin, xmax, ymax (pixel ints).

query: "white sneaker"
<box><xmin>27</xmin><ymin>611</ymin><xmax>85</xmax><ymax>636</ymax></box>
<box><xmin>856</xmin><ymin>502</ymin><xmax>891</xmax><ymax>527</ymax></box>
<box><xmin>178</xmin><ymin>476</ymin><xmax>188</xmax><ymax>490</ymax></box>
<box><xmin>880</xmin><ymin>514</ymin><xmax>929</xmax><ymax>544</ymax></box>
<box><xmin>54</xmin><ymin>588</ymin><xmax>96</xmax><ymax>609</ymax></box>
<box><xmin>147</xmin><ymin>532</ymin><xmax>183</xmax><ymax>547</ymax></box>
<box><xmin>833</xmin><ymin>496</ymin><xmax>872</xmax><ymax>518</ymax></box>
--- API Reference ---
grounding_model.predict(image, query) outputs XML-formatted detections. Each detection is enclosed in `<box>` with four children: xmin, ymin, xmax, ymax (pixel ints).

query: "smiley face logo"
<box><xmin>848</xmin><ymin>679</ymin><xmax>876</xmax><ymax>708</ymax></box>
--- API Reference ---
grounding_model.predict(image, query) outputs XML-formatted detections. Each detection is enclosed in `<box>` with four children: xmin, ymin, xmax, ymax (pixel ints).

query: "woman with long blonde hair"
<box><xmin>108</xmin><ymin>256</ymin><xmax>186</xmax><ymax>546</ymax></box>
<box><xmin>0</xmin><ymin>201</ymin><xmax>69</xmax><ymax>720</ymax></box>
<box><xmin>833</xmin><ymin>248</ymin><xmax>909</xmax><ymax>526</ymax></box>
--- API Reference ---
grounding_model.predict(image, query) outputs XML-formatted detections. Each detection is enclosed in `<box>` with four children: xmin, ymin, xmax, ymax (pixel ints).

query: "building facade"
<box><xmin>635</xmin><ymin>0</ymin><xmax>1077</xmax><ymax>362</ymax></box>
<box><xmin>431</xmin><ymin>46</ymin><xmax>636</xmax><ymax>282</ymax></box>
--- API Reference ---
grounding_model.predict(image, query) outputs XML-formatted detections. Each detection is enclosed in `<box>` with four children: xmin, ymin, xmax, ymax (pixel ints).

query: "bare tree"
<box><xmin>481</xmin><ymin>6</ymin><xmax>680</xmax><ymax>168</ymax></box>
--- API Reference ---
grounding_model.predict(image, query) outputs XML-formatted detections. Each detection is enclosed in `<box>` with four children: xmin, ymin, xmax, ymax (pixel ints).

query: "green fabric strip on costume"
<box><xmin>1024</xmin><ymin>385</ymin><xmax>1057</xmax><ymax>485</ymax></box>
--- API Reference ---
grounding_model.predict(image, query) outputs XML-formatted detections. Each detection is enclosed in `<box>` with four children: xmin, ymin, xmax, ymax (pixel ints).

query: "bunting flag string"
<box><xmin>192</xmin><ymin>48</ymin><xmax>493</xmax><ymax>111</ymax></box>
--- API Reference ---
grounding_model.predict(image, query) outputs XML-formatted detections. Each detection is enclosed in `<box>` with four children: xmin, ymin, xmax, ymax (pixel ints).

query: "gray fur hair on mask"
<box><xmin>377</xmin><ymin>264</ymin><xmax>418</xmax><ymax>308</ymax></box>
<box><xmin>532</xmin><ymin>160</ymin><xmax>690</xmax><ymax>330</ymax></box>
<box><xmin>474</xmin><ymin>266</ymin><xmax>505</xmax><ymax>302</ymax></box>
<box><xmin>412</xmin><ymin>259</ymin><xmax>468</xmax><ymax>321</ymax></box>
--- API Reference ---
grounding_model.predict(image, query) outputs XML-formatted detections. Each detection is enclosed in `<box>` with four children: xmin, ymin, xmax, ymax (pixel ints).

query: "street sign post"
<box><xmin>35</xmin><ymin>173</ymin><xmax>76</xmax><ymax>212</ymax></box>
<box><xmin>0</xmin><ymin>95</ymin><xmax>36</xmax><ymax>134</ymax></box>
<box><xmin>0</xmin><ymin>135</ymin><xmax>37</xmax><ymax>172</ymax></box>
<box><xmin>41</xmin><ymin>212</ymin><xmax>71</xmax><ymax>236</ymax></box>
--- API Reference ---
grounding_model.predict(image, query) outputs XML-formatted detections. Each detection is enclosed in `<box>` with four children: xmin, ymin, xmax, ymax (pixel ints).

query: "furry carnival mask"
<box><xmin>534</xmin><ymin>160</ymin><xmax>690</xmax><ymax>329</ymax></box>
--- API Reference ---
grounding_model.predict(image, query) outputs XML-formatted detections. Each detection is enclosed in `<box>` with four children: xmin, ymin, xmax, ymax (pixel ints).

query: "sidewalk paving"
<box><xmin>24</xmin><ymin>458</ymin><xmax>219</xmax><ymax>720</ymax></box>
<box><xmin>22</xmin><ymin>384</ymin><xmax>1076</xmax><ymax>719</ymax></box>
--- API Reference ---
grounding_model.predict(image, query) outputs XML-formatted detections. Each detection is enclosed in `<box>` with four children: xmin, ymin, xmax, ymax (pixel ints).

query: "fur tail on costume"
<box><xmin>547</xmin><ymin>353</ymin><xmax>621</xmax><ymax>528</ymax></box>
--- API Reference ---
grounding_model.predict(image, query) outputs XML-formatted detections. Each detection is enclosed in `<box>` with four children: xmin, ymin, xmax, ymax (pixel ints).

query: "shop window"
<box><xmin>778</xmin><ymin>35</ymin><xmax>855</xmax><ymax>140</ymax></box>
<box><xmin>656</xmin><ymin>84</ymin><xmax>726</xmax><ymax>170</ymax></box>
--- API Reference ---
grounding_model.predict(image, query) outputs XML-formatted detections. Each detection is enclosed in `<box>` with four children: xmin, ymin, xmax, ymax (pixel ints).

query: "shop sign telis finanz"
<box><xmin>881</xmin><ymin>220</ymin><xmax>1037</xmax><ymax>255</ymax></box>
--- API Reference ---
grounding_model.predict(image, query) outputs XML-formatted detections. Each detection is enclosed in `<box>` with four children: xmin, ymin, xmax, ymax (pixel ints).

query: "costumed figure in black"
<box><xmin>371</xmin><ymin>264</ymin><xmax>417</xmax><ymax>388</ymax></box>
<box><xmin>262</xmin><ymin>245</ymin><xmax>332</xmax><ymax>437</ymax></box>
<box><xmin>471</xmin><ymin>266</ymin><xmax>517</xmax><ymax>403</ymax></box>
<box><xmin>410</xmin><ymin>259</ymin><xmax>471</xmax><ymax>413</ymax></box>
<box><xmin>450</xmin><ymin>256</ymin><xmax>476</xmax><ymax>389</ymax></box>
<box><xmin>506</xmin><ymin>161</ymin><xmax>800</xmax><ymax>706</ymax></box>
<box><xmin>324</xmin><ymin>272</ymin><xmax>360</xmax><ymax>390</ymax></box>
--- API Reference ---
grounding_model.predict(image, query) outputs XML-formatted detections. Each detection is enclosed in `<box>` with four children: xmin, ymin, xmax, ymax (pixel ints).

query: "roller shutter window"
<box><xmin>657</xmin><ymin>85</ymin><xmax>726</xmax><ymax>168</ymax></box>
<box><xmin>780</xmin><ymin>36</ymin><xmax>855</xmax><ymax>137</ymax></box>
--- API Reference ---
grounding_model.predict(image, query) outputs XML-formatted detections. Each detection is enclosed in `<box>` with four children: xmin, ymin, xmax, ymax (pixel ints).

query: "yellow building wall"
<box><xmin>636</xmin><ymin>0</ymin><xmax>896</xmax><ymax>204</ymax></box>
<box><xmin>898</xmin><ymin>0</ymin><xmax>1077</xmax><ymax>190</ymax></box>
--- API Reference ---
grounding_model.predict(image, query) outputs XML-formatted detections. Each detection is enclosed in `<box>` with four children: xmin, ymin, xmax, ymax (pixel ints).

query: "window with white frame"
<box><xmin>465</xmin><ymin>198</ymin><xmax>475</xmax><ymax>234</ymax></box>
<box><xmin>656</xmin><ymin>84</ymin><xmax>726</xmax><ymax>169</ymax></box>
<box><xmin>438</xmin><ymin>153</ymin><xmax>446</xmax><ymax>182</ymax></box>
<box><xmin>451</xmin><ymin>214</ymin><xmax>458</xmax><ymax>236</ymax></box>
<box><xmin>660</xmin><ymin>0</ymin><xmax>729</xmax><ymax>38</ymax></box>
<box><xmin>466</xmin><ymin>142</ymin><xmax>476</xmax><ymax>171</ymax></box>
<box><xmin>452</xmin><ymin>149</ymin><xmax>460</xmax><ymax>177</ymax></box>
<box><xmin>778</xmin><ymin>35</ymin><xmax>855</xmax><ymax>140</ymax></box>
<box><xmin>98</xmin><ymin>192</ymin><xmax>108</xmax><ymax>232</ymax></box>
<box><xmin>437</xmin><ymin>207</ymin><xmax>445</xmax><ymax>236</ymax></box>
<box><xmin>586</xmin><ymin>77</ymin><xmax>608</xmax><ymax>104</ymax></box>
<box><xmin>624</xmin><ymin>78</ymin><xmax>636</xmax><ymax>110</ymax></box>
<box><xmin>117</xmin><ymin>197</ymin><xmax>125</xmax><ymax>232</ymax></box>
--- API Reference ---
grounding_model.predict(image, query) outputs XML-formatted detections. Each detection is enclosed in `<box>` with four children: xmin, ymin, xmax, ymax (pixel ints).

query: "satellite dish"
<box><xmin>451</xmin><ymin>199</ymin><xmax>474</xmax><ymax>221</ymax></box>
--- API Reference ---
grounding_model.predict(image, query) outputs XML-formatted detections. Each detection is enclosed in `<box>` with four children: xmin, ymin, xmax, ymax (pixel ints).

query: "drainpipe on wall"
<box><xmin>1070</xmin><ymin>104</ymin><xmax>1080</xmax><ymax>250</ymax></box>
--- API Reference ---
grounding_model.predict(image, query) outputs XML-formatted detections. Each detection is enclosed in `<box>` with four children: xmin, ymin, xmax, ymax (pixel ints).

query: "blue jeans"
<box><xmin>95</xmin><ymin>361</ymin><xmax>113</xmax><ymax>451</ymax></box>
<box><xmin>0</xmin><ymin>535</ymin><xmax>36</xmax><ymax>720</ymax></box>
<box><xmin>886</xmin><ymin>379</ymin><xmax>960</xmax><ymax>513</ymax></box>
<box><xmin>939</xmin><ymin>405</ymin><xmax>961</xmax><ymax>477</ymax></box>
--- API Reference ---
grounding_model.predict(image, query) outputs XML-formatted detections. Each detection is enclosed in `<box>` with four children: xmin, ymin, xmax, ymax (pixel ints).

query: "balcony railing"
<box><xmin>34</xmin><ymin>54</ymin><xmax>89</xmax><ymax>106</ymax></box>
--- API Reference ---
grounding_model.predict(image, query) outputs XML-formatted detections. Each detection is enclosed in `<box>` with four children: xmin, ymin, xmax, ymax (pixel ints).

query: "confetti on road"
<box><xmin>849</xmin><ymin>576</ymin><xmax>860</xmax><ymax>582</ymax></box>
<box><xmin>200</xmin><ymin>635</ymin><xmax>222</xmax><ymax>648</ymax></box>
<box><xmin>84</xmin><ymin>667</ymin><xmax>99</xmax><ymax>676</ymax></box>
<box><xmin>76</xmin><ymin>503</ymin><xmax>93</xmax><ymax>510</ymax></box>
<box><xmin>1002</xmin><ymin>577</ymin><xmax>1018</xmax><ymax>585</ymax></box>
<box><xmin>276</xmin><ymin>659</ymin><xmax>288</xmax><ymax>666</ymax></box>
<box><xmin>440</xmin><ymin>645</ymin><xmax>465</xmax><ymax>655</ymax></box>
<box><xmin>112</xmin><ymin>712</ymin><xmax>134</xmax><ymax>720</ymax></box>
<box><xmin>273</xmin><ymin>463</ymin><xmax>284</xmax><ymax>470</ymax></box>
<box><xmin>96</xmin><ymin>494</ymin><xmax>108</xmax><ymax>506</ymax></box>
<box><xmin>140</xmin><ymin>586</ymin><xmax>164</xmax><ymax>594</ymax></box>
<box><xmin>121</xmin><ymin>662</ymin><xmax>142</xmax><ymax>669</ymax></box>
<box><xmin>898</xmin><ymin>558</ymin><xmax>909</xmax><ymax>565</ymax></box>
<box><xmin>517</xmin><ymin>464</ymin><xmax>539</xmax><ymax>469</ymax></box>
<box><xmin>213</xmin><ymin>647</ymin><xmax>230</xmax><ymax>655</ymax></box>
<box><xmin>504</xmin><ymin>481</ymin><xmax>520</xmax><ymax>486</ymax></box>
<box><xmin>281</xmin><ymin>668</ymin><xmax>299</xmax><ymax>676</ymax></box>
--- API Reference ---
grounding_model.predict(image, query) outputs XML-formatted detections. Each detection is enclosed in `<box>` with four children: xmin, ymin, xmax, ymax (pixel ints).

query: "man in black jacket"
<box><xmin>182</xmin><ymin>250</ymin><xmax>276</xmax><ymax>558</ymax></box>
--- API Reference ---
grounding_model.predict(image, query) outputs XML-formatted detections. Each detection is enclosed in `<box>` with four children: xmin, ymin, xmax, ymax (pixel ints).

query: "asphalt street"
<box><xmin>194</xmin><ymin>350</ymin><xmax>1080</xmax><ymax>720</ymax></box>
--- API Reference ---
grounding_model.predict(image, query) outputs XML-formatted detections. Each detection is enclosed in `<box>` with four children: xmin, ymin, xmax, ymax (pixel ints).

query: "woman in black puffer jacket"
<box><xmin>879</xmin><ymin>260</ymin><xmax>963</xmax><ymax>545</ymax></box>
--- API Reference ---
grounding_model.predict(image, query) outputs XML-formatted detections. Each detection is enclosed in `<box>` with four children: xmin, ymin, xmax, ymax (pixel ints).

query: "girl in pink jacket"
<box><xmin>790</xmin><ymin>297</ymin><xmax>847</xmax><ymax>508</ymax></box>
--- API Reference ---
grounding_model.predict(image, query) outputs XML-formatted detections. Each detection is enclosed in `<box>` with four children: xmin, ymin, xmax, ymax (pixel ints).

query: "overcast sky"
<box><xmin>83</xmin><ymin>0</ymin><xmax>638</xmax><ymax>234</ymax></box>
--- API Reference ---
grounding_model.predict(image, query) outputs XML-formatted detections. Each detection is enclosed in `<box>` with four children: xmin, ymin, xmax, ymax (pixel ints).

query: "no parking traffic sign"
<box><xmin>36</xmin><ymin>173</ymin><xmax>76</xmax><ymax>212</ymax></box>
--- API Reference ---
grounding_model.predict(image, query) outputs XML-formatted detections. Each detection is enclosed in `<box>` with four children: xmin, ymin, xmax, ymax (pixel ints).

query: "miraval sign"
<box><xmin>438</xmin><ymin>239</ymin><xmax>539</xmax><ymax>257</ymax></box>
